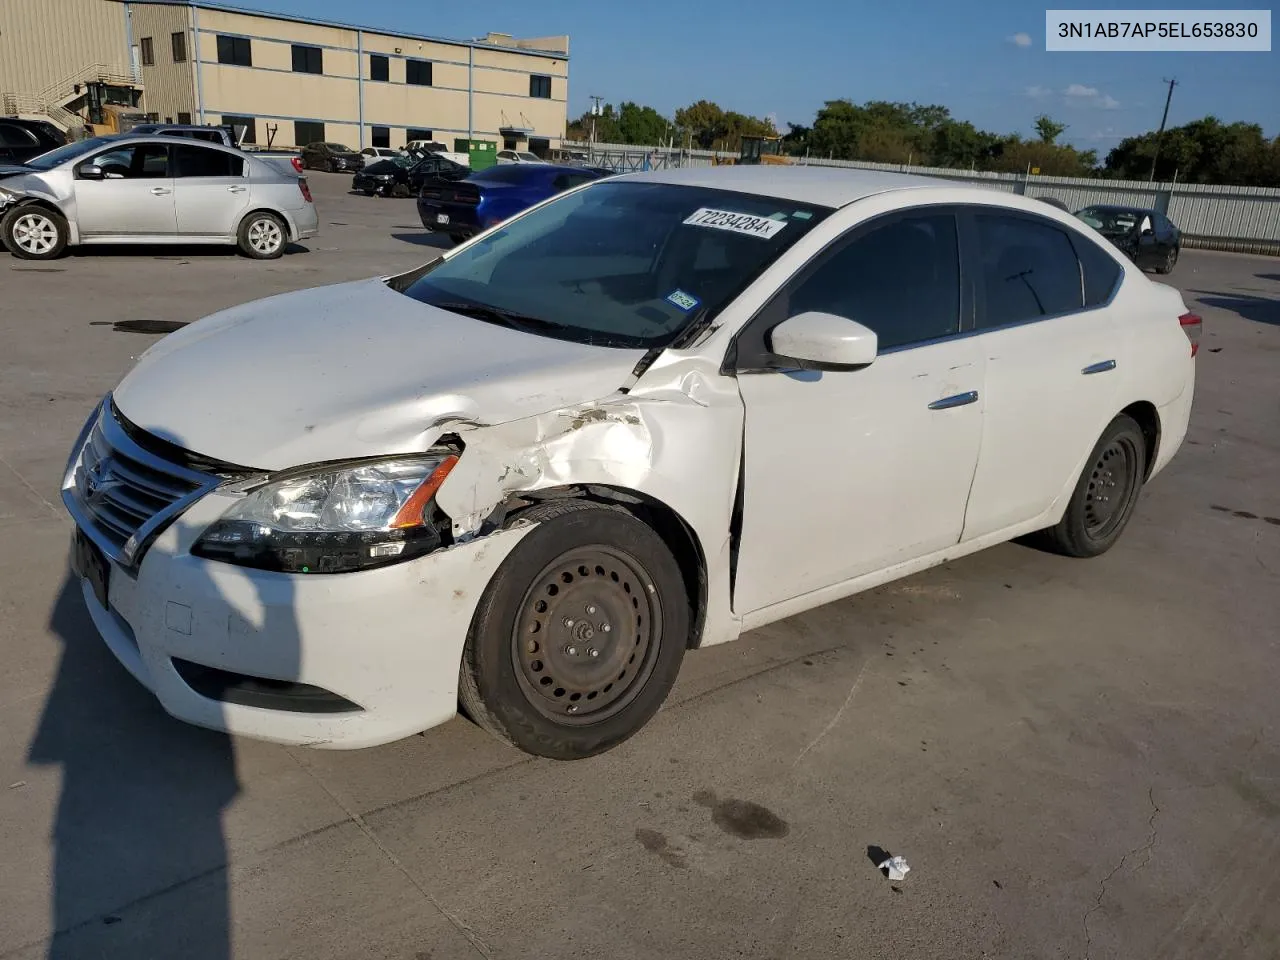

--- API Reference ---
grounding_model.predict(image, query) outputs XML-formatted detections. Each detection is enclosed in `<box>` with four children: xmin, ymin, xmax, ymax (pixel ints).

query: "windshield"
<box><xmin>1077</xmin><ymin>207</ymin><xmax>1142</xmax><ymax>233</ymax></box>
<box><xmin>325</xmin><ymin>143</ymin><xmax>353</xmax><ymax>152</ymax></box>
<box><xmin>24</xmin><ymin>137</ymin><xmax>114</xmax><ymax>170</ymax></box>
<box><xmin>398</xmin><ymin>181</ymin><xmax>830</xmax><ymax>349</ymax></box>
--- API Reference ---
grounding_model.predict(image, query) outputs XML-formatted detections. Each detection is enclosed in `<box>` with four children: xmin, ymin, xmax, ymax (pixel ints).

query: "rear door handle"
<box><xmin>1082</xmin><ymin>360</ymin><xmax>1117</xmax><ymax>375</ymax></box>
<box><xmin>928</xmin><ymin>390</ymin><xmax>979</xmax><ymax>410</ymax></box>
<box><xmin>150</xmin><ymin>187</ymin><xmax>171</xmax><ymax>196</ymax></box>
<box><xmin>228</xmin><ymin>185</ymin><xmax>247</xmax><ymax>193</ymax></box>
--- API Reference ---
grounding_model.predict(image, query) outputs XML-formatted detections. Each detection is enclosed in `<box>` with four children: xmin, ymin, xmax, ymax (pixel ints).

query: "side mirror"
<box><xmin>768</xmin><ymin>311</ymin><xmax>878</xmax><ymax>371</ymax></box>
<box><xmin>78</xmin><ymin>164</ymin><xmax>104</xmax><ymax>181</ymax></box>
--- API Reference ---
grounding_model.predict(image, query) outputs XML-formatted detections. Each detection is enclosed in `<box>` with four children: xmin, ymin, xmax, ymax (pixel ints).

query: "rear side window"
<box><xmin>780</xmin><ymin>213</ymin><xmax>961</xmax><ymax>351</ymax></box>
<box><xmin>974</xmin><ymin>214</ymin><xmax>1083</xmax><ymax>329</ymax></box>
<box><xmin>173</xmin><ymin>144</ymin><xmax>243</xmax><ymax>178</ymax></box>
<box><xmin>0</xmin><ymin>123</ymin><xmax>38</xmax><ymax>147</ymax></box>
<box><xmin>1071</xmin><ymin>233</ymin><xmax>1123</xmax><ymax>307</ymax></box>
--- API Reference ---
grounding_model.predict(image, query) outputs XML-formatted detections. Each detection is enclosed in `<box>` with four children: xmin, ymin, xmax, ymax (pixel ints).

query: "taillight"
<box><xmin>291</xmin><ymin>156</ymin><xmax>304</xmax><ymax>174</ymax></box>
<box><xmin>298</xmin><ymin>179</ymin><xmax>313</xmax><ymax>203</ymax></box>
<box><xmin>1179</xmin><ymin>311</ymin><xmax>1202</xmax><ymax>357</ymax></box>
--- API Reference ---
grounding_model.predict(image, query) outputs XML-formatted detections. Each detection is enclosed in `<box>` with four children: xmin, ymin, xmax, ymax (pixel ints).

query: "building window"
<box><xmin>294</xmin><ymin>120</ymin><xmax>325</xmax><ymax>146</ymax></box>
<box><xmin>406</xmin><ymin>59</ymin><xmax>432</xmax><ymax>86</ymax></box>
<box><xmin>146</xmin><ymin>112</ymin><xmax>160</xmax><ymax>123</ymax></box>
<box><xmin>171</xmin><ymin>31</ymin><xmax>187</xmax><ymax>63</ymax></box>
<box><xmin>371</xmin><ymin>126</ymin><xmax>390</xmax><ymax>148</ymax></box>
<box><xmin>222</xmin><ymin>114</ymin><xmax>257</xmax><ymax>145</ymax></box>
<box><xmin>177</xmin><ymin>111</ymin><xmax>192</xmax><ymax>125</ymax></box>
<box><xmin>528</xmin><ymin>137</ymin><xmax>550</xmax><ymax>158</ymax></box>
<box><xmin>291</xmin><ymin>44</ymin><xmax>323</xmax><ymax>75</ymax></box>
<box><xmin>139</xmin><ymin>37</ymin><xmax>154</xmax><ymax>66</ymax></box>
<box><xmin>529</xmin><ymin>74</ymin><xmax>552</xmax><ymax>98</ymax></box>
<box><xmin>406</xmin><ymin>128</ymin><xmax>432</xmax><ymax>143</ymax></box>
<box><xmin>216</xmin><ymin>35</ymin><xmax>252</xmax><ymax>67</ymax></box>
<box><xmin>369</xmin><ymin>54</ymin><xmax>389</xmax><ymax>82</ymax></box>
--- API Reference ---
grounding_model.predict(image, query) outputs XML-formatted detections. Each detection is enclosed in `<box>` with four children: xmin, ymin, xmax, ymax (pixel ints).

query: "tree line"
<box><xmin>567</xmin><ymin>98</ymin><xmax>1280</xmax><ymax>187</ymax></box>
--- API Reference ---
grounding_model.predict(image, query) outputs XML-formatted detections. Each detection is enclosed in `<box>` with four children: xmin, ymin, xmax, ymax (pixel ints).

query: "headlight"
<box><xmin>192</xmin><ymin>454</ymin><xmax>458</xmax><ymax>573</ymax></box>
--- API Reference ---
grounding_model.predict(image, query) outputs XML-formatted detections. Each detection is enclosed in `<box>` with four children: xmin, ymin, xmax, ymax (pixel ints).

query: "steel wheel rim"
<box><xmin>1084</xmin><ymin>436</ymin><xmax>1139</xmax><ymax>539</ymax></box>
<box><xmin>247</xmin><ymin>218</ymin><xmax>282</xmax><ymax>254</ymax></box>
<box><xmin>13</xmin><ymin>213</ymin><xmax>57</xmax><ymax>255</ymax></box>
<box><xmin>511</xmin><ymin>546</ymin><xmax>663</xmax><ymax>725</ymax></box>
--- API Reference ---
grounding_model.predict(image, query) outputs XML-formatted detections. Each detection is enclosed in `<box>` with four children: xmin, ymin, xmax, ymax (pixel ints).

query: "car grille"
<box><xmin>62</xmin><ymin>399</ymin><xmax>223</xmax><ymax>569</ymax></box>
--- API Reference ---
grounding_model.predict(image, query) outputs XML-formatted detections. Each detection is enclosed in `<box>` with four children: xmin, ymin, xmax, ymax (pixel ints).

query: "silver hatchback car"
<box><xmin>0</xmin><ymin>135</ymin><xmax>319</xmax><ymax>260</ymax></box>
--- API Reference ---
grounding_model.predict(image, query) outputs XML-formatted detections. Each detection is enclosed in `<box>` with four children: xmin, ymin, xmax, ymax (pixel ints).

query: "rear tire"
<box><xmin>2</xmin><ymin>205</ymin><xmax>69</xmax><ymax>260</ymax></box>
<box><xmin>458</xmin><ymin>500</ymin><xmax>689</xmax><ymax>760</ymax></box>
<box><xmin>1155</xmin><ymin>246</ymin><xmax>1178</xmax><ymax>275</ymax></box>
<box><xmin>1038</xmin><ymin>414</ymin><xmax>1147</xmax><ymax>558</ymax></box>
<box><xmin>237</xmin><ymin>211</ymin><xmax>287</xmax><ymax>259</ymax></box>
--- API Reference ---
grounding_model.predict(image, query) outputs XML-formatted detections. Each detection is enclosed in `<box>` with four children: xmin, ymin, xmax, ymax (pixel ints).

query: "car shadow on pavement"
<box><xmin>391</xmin><ymin>232</ymin><xmax>454</xmax><ymax>250</ymax></box>
<box><xmin>28</xmin><ymin>577</ymin><xmax>239</xmax><ymax>959</ymax></box>
<box><xmin>66</xmin><ymin>243</ymin><xmax>310</xmax><ymax>259</ymax></box>
<box><xmin>1189</xmin><ymin>290</ymin><xmax>1280</xmax><ymax>326</ymax></box>
<box><xmin>1255</xmin><ymin>273</ymin><xmax>1280</xmax><ymax>283</ymax></box>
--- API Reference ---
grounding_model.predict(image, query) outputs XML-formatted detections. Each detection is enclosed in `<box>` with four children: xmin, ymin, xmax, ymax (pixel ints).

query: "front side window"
<box><xmin>291</xmin><ymin>44</ymin><xmax>323</xmax><ymax>74</ymax></box>
<box><xmin>778</xmin><ymin>213</ymin><xmax>961</xmax><ymax>351</ymax></box>
<box><xmin>398</xmin><ymin>182</ymin><xmax>829</xmax><ymax>348</ymax></box>
<box><xmin>406</xmin><ymin>59</ymin><xmax>431</xmax><ymax>86</ymax></box>
<box><xmin>86</xmin><ymin>144</ymin><xmax>170</xmax><ymax>179</ymax></box>
<box><xmin>216</xmin><ymin>35</ymin><xmax>252</xmax><ymax>67</ymax></box>
<box><xmin>0</xmin><ymin>122</ymin><xmax>38</xmax><ymax>148</ymax></box>
<box><xmin>974</xmin><ymin>214</ymin><xmax>1083</xmax><ymax>329</ymax></box>
<box><xmin>173</xmin><ymin>144</ymin><xmax>243</xmax><ymax>178</ymax></box>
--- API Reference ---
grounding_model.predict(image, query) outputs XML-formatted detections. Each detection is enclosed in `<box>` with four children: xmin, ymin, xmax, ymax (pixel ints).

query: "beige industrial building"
<box><xmin>0</xmin><ymin>0</ymin><xmax>569</xmax><ymax>152</ymax></box>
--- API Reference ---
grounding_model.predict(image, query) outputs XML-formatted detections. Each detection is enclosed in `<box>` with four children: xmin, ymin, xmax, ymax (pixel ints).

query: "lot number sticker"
<box><xmin>682</xmin><ymin>208</ymin><xmax>788</xmax><ymax>239</ymax></box>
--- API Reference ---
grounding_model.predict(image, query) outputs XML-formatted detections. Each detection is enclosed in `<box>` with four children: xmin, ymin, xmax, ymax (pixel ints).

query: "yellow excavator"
<box><xmin>712</xmin><ymin>135</ymin><xmax>791</xmax><ymax>166</ymax></box>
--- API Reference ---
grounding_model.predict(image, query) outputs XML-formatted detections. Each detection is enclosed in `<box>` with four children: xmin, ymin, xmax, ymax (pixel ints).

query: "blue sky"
<box><xmin>225</xmin><ymin>0</ymin><xmax>1277</xmax><ymax>151</ymax></box>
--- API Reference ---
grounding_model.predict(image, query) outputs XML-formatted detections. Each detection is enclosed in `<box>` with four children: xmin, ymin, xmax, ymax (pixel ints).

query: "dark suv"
<box><xmin>0</xmin><ymin>117</ymin><xmax>68</xmax><ymax>165</ymax></box>
<box><xmin>301</xmin><ymin>142</ymin><xmax>364</xmax><ymax>173</ymax></box>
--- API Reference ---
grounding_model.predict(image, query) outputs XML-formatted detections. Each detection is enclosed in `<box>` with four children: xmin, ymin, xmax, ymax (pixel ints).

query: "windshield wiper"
<box><xmin>429</xmin><ymin>300</ymin><xmax>567</xmax><ymax>336</ymax></box>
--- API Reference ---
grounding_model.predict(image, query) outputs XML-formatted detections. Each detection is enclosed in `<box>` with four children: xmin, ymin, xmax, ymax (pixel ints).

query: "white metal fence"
<box><xmin>569</xmin><ymin>140</ymin><xmax>1280</xmax><ymax>255</ymax></box>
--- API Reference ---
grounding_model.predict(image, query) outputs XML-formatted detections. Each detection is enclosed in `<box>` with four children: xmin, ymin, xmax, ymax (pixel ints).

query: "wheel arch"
<box><xmin>500</xmin><ymin>484</ymin><xmax>709</xmax><ymax>650</ymax></box>
<box><xmin>236</xmin><ymin>206</ymin><xmax>295</xmax><ymax>241</ymax></box>
<box><xmin>1120</xmin><ymin>400</ymin><xmax>1161</xmax><ymax>479</ymax></box>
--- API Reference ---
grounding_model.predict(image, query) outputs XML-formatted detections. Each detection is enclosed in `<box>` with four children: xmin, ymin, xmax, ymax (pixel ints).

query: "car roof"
<box><xmin>616</xmin><ymin>165</ymin><xmax>954</xmax><ymax>208</ymax></box>
<box><xmin>1081</xmin><ymin>203</ymin><xmax>1157</xmax><ymax>215</ymax></box>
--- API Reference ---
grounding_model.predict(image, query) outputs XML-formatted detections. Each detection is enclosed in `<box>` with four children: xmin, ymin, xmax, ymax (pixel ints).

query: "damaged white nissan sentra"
<box><xmin>62</xmin><ymin>166</ymin><xmax>1198</xmax><ymax>758</ymax></box>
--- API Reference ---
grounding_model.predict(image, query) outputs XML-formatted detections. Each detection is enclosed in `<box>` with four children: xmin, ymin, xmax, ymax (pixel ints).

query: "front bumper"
<box><xmin>68</xmin><ymin>481</ymin><xmax>530</xmax><ymax>749</ymax></box>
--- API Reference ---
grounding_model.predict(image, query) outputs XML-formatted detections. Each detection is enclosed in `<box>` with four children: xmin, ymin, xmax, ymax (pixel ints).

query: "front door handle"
<box><xmin>150</xmin><ymin>187</ymin><xmax>171</xmax><ymax>196</ymax></box>
<box><xmin>228</xmin><ymin>185</ymin><xmax>247</xmax><ymax>193</ymax></box>
<box><xmin>1082</xmin><ymin>360</ymin><xmax>1117</xmax><ymax>375</ymax></box>
<box><xmin>928</xmin><ymin>390</ymin><xmax>979</xmax><ymax>410</ymax></box>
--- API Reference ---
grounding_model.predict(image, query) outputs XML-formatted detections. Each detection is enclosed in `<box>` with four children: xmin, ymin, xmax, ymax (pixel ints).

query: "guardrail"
<box><xmin>571</xmin><ymin>141</ymin><xmax>1280</xmax><ymax>256</ymax></box>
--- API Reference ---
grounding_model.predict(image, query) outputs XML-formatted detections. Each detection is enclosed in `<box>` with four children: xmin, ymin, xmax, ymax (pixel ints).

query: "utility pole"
<box><xmin>1149</xmin><ymin>77</ymin><xmax>1177</xmax><ymax>182</ymax></box>
<box><xmin>588</xmin><ymin>94</ymin><xmax>604</xmax><ymax>149</ymax></box>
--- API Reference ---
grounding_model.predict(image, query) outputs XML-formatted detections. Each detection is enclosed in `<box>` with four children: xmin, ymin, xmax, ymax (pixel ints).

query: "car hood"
<box><xmin>112</xmin><ymin>278</ymin><xmax>648</xmax><ymax>470</ymax></box>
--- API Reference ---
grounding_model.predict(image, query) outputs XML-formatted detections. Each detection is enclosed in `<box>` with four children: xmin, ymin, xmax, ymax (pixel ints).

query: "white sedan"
<box><xmin>61</xmin><ymin>167</ymin><xmax>1197</xmax><ymax>758</ymax></box>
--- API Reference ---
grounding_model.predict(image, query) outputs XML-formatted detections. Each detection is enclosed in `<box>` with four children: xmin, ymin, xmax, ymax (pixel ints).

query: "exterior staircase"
<box><xmin>2</xmin><ymin>62</ymin><xmax>139</xmax><ymax>133</ymax></box>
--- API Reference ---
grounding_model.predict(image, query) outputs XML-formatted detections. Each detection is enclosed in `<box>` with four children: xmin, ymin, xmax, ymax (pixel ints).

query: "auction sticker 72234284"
<box><xmin>682</xmin><ymin>208</ymin><xmax>788</xmax><ymax>239</ymax></box>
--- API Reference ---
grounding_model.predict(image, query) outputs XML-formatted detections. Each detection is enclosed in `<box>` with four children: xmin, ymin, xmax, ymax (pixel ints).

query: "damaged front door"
<box><xmin>728</xmin><ymin>209</ymin><xmax>984</xmax><ymax>615</ymax></box>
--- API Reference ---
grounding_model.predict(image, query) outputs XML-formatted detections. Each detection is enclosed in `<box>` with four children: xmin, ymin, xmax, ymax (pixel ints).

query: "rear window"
<box><xmin>1071</xmin><ymin>232</ymin><xmax>1123</xmax><ymax>307</ymax></box>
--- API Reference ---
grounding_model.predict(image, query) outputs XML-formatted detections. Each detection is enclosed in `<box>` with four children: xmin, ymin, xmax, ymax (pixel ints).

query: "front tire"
<box><xmin>458</xmin><ymin>501</ymin><xmax>689</xmax><ymax>760</ymax></box>
<box><xmin>1039</xmin><ymin>414</ymin><xmax>1147</xmax><ymax>558</ymax></box>
<box><xmin>237</xmin><ymin>211</ymin><xmax>287</xmax><ymax>259</ymax></box>
<box><xmin>2</xmin><ymin>205</ymin><xmax>69</xmax><ymax>260</ymax></box>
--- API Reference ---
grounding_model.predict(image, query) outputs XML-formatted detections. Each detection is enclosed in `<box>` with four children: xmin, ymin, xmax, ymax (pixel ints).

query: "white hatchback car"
<box><xmin>62</xmin><ymin>167</ymin><xmax>1197</xmax><ymax>758</ymax></box>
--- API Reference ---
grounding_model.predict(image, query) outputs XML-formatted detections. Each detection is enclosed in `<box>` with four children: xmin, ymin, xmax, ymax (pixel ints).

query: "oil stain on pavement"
<box><xmin>693</xmin><ymin>789</ymin><xmax>790</xmax><ymax>839</ymax></box>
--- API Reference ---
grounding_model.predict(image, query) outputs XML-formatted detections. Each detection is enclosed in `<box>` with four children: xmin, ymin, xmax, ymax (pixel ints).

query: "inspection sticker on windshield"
<box><xmin>665</xmin><ymin>289</ymin><xmax>701</xmax><ymax>312</ymax></box>
<box><xmin>682</xmin><ymin>207</ymin><xmax>788</xmax><ymax>239</ymax></box>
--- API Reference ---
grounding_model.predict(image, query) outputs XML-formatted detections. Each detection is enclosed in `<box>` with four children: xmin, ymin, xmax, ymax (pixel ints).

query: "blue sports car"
<box><xmin>417</xmin><ymin>163</ymin><xmax>611</xmax><ymax>243</ymax></box>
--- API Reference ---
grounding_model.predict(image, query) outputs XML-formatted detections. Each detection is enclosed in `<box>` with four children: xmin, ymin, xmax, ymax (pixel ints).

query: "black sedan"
<box><xmin>0</xmin><ymin>117</ymin><xmax>67</xmax><ymax>165</ymax></box>
<box><xmin>1075</xmin><ymin>204</ymin><xmax>1182</xmax><ymax>274</ymax></box>
<box><xmin>353</xmin><ymin>153</ymin><xmax>469</xmax><ymax>197</ymax></box>
<box><xmin>300</xmin><ymin>141</ymin><xmax>364</xmax><ymax>173</ymax></box>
